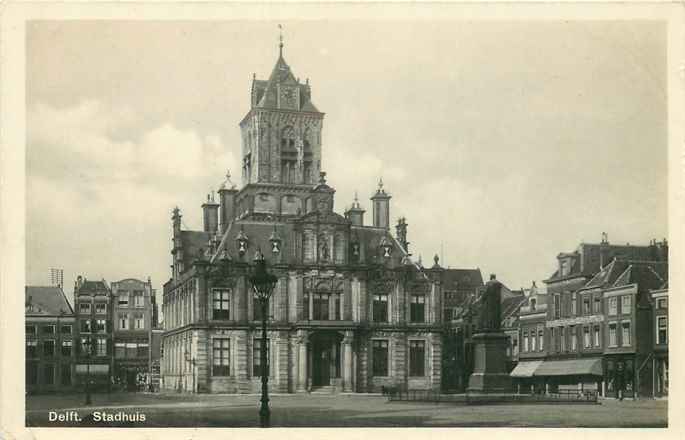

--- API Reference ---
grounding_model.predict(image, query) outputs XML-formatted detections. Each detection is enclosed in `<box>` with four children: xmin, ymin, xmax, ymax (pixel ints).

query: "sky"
<box><xmin>26</xmin><ymin>20</ymin><xmax>667</xmax><ymax>309</ymax></box>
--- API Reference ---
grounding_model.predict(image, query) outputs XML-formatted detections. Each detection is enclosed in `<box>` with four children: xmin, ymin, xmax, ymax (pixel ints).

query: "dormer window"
<box><xmin>236</xmin><ymin>229</ymin><xmax>249</xmax><ymax>257</ymax></box>
<box><xmin>530</xmin><ymin>298</ymin><xmax>536</xmax><ymax>311</ymax></box>
<box><xmin>379</xmin><ymin>236</ymin><xmax>392</xmax><ymax>258</ymax></box>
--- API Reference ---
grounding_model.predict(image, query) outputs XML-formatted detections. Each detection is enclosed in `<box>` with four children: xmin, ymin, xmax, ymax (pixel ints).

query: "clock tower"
<box><xmin>239</xmin><ymin>40</ymin><xmax>324</xmax><ymax>188</ymax></box>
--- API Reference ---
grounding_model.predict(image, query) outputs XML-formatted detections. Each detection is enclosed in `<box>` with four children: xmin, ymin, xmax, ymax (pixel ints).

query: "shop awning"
<box><xmin>533</xmin><ymin>358</ymin><xmax>603</xmax><ymax>377</ymax></box>
<box><xmin>510</xmin><ymin>360</ymin><xmax>544</xmax><ymax>378</ymax></box>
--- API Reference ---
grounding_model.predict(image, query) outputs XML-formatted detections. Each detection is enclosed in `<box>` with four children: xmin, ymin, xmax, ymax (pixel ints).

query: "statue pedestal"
<box><xmin>467</xmin><ymin>332</ymin><xmax>513</xmax><ymax>394</ymax></box>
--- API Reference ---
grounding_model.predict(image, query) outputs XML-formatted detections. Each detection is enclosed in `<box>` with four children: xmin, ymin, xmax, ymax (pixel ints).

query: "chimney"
<box><xmin>218</xmin><ymin>171</ymin><xmax>238</xmax><ymax>233</ymax></box>
<box><xmin>599</xmin><ymin>232</ymin><xmax>610</xmax><ymax>269</ymax></box>
<box><xmin>395</xmin><ymin>217</ymin><xmax>409</xmax><ymax>253</ymax></box>
<box><xmin>202</xmin><ymin>192</ymin><xmax>220</xmax><ymax>234</ymax></box>
<box><xmin>371</xmin><ymin>178</ymin><xmax>391</xmax><ymax>229</ymax></box>
<box><xmin>346</xmin><ymin>191</ymin><xmax>365</xmax><ymax>226</ymax></box>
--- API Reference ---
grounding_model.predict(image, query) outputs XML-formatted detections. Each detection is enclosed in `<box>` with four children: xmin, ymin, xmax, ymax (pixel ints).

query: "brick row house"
<box><xmin>111</xmin><ymin>278</ymin><xmax>159</xmax><ymax>390</ymax></box>
<box><xmin>73</xmin><ymin>277</ymin><xmax>115</xmax><ymax>389</ymax></box>
<box><xmin>509</xmin><ymin>236</ymin><xmax>668</xmax><ymax>398</ymax></box>
<box><xmin>651</xmin><ymin>285</ymin><xmax>668</xmax><ymax>397</ymax></box>
<box><xmin>25</xmin><ymin>286</ymin><xmax>76</xmax><ymax>393</ymax></box>
<box><xmin>160</xmin><ymin>41</ymin><xmax>483</xmax><ymax>394</ymax></box>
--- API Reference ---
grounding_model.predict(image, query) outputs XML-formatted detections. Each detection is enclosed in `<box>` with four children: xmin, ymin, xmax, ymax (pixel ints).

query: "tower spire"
<box><xmin>278</xmin><ymin>24</ymin><xmax>284</xmax><ymax>57</ymax></box>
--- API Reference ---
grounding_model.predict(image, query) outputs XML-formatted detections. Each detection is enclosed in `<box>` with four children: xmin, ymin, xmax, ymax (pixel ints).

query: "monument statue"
<box><xmin>475</xmin><ymin>274</ymin><xmax>502</xmax><ymax>332</ymax></box>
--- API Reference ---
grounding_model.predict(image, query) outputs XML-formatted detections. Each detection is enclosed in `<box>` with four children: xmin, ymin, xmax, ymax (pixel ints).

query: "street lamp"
<box><xmin>249</xmin><ymin>249</ymin><xmax>278</xmax><ymax>428</ymax></box>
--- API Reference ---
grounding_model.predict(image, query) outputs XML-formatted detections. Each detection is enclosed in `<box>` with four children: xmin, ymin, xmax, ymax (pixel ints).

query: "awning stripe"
<box><xmin>510</xmin><ymin>360</ymin><xmax>544</xmax><ymax>378</ymax></box>
<box><xmin>533</xmin><ymin>358</ymin><xmax>603</xmax><ymax>377</ymax></box>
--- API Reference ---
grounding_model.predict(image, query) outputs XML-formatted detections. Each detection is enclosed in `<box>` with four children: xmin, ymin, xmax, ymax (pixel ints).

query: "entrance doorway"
<box><xmin>310</xmin><ymin>331</ymin><xmax>342</xmax><ymax>387</ymax></box>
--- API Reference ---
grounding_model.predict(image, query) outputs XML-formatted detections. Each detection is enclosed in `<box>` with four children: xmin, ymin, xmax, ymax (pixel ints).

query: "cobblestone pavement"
<box><xmin>25</xmin><ymin>392</ymin><xmax>667</xmax><ymax>427</ymax></box>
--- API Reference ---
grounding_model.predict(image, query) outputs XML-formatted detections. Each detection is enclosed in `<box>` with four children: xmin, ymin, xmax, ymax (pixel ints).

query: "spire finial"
<box><xmin>354</xmin><ymin>191</ymin><xmax>359</xmax><ymax>202</ymax></box>
<box><xmin>278</xmin><ymin>24</ymin><xmax>284</xmax><ymax>57</ymax></box>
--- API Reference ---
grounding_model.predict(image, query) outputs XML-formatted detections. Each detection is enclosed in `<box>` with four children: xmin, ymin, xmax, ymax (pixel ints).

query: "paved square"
<box><xmin>26</xmin><ymin>392</ymin><xmax>667</xmax><ymax>428</ymax></box>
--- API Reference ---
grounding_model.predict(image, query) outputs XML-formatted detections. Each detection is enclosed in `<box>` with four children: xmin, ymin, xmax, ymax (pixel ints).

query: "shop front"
<box><xmin>604</xmin><ymin>355</ymin><xmax>635</xmax><ymax>399</ymax></box>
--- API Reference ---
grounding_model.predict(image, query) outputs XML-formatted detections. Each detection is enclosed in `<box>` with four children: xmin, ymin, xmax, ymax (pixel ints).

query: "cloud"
<box><xmin>26</xmin><ymin>100</ymin><xmax>238</xmax><ymax>295</ymax></box>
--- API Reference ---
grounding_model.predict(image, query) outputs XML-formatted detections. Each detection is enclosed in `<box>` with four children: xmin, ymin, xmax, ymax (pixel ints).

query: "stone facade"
<box><xmin>160</xmin><ymin>42</ymin><xmax>481</xmax><ymax>394</ymax></box>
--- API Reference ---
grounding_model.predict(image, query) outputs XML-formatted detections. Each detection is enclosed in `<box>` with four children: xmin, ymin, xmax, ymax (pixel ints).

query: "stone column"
<box><xmin>297</xmin><ymin>331</ymin><xmax>308</xmax><ymax>392</ymax></box>
<box><xmin>343</xmin><ymin>332</ymin><xmax>354</xmax><ymax>392</ymax></box>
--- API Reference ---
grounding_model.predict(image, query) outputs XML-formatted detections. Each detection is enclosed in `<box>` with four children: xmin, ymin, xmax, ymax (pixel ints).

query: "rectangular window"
<box><xmin>26</xmin><ymin>340</ymin><xmax>37</xmax><ymax>357</ymax></box>
<box><xmin>531</xmin><ymin>329</ymin><xmax>537</xmax><ymax>351</ymax></box>
<box><xmin>657</xmin><ymin>316</ymin><xmax>668</xmax><ymax>345</ymax></box>
<box><xmin>554</xmin><ymin>295</ymin><xmax>560</xmax><ymax>319</ymax></box>
<box><xmin>621</xmin><ymin>295</ymin><xmax>632</xmax><ymax>315</ymax></box>
<box><xmin>81</xmin><ymin>338</ymin><xmax>92</xmax><ymax>356</ymax></box>
<box><xmin>583</xmin><ymin>326</ymin><xmax>591</xmax><ymax>348</ymax></box>
<box><xmin>43</xmin><ymin>363</ymin><xmax>54</xmax><ymax>385</ymax></box>
<box><xmin>115</xmin><ymin>342</ymin><xmax>126</xmax><ymax>359</ymax></box>
<box><xmin>373</xmin><ymin>294</ymin><xmax>388</xmax><ymax>322</ymax></box>
<box><xmin>212</xmin><ymin>289</ymin><xmax>230</xmax><ymax>320</ymax></box>
<box><xmin>593</xmin><ymin>296</ymin><xmax>601</xmax><ymax>314</ymax></box>
<box><xmin>43</xmin><ymin>340</ymin><xmax>55</xmax><ymax>357</ymax></box>
<box><xmin>61</xmin><ymin>364</ymin><xmax>71</xmax><ymax>385</ymax></box>
<box><xmin>570</xmin><ymin>326</ymin><xmax>577</xmax><ymax>351</ymax></box>
<box><xmin>96</xmin><ymin>338</ymin><xmax>107</xmax><ymax>356</ymax></box>
<box><xmin>134</xmin><ymin>291</ymin><xmax>145</xmax><ymax>307</ymax></box>
<box><xmin>571</xmin><ymin>293</ymin><xmax>577</xmax><ymax>316</ymax></box>
<box><xmin>119</xmin><ymin>314</ymin><xmax>129</xmax><ymax>330</ymax></box>
<box><xmin>61</xmin><ymin>340</ymin><xmax>72</xmax><ymax>356</ymax></box>
<box><xmin>253</xmin><ymin>297</ymin><xmax>269</xmax><ymax>321</ymax></box>
<box><xmin>313</xmin><ymin>293</ymin><xmax>330</xmax><ymax>320</ymax></box>
<box><xmin>560</xmin><ymin>327</ymin><xmax>566</xmax><ymax>352</ymax></box>
<box><xmin>134</xmin><ymin>315</ymin><xmax>144</xmax><ymax>330</ymax></box>
<box><xmin>609</xmin><ymin>322</ymin><xmax>617</xmax><ymax>347</ymax></box>
<box><xmin>212</xmin><ymin>338</ymin><xmax>230</xmax><ymax>376</ymax></box>
<box><xmin>538</xmin><ymin>326</ymin><xmax>544</xmax><ymax>351</ymax></box>
<box><xmin>523</xmin><ymin>330</ymin><xmax>529</xmax><ymax>352</ymax></box>
<box><xmin>81</xmin><ymin>319</ymin><xmax>92</xmax><ymax>333</ymax></box>
<box><xmin>657</xmin><ymin>298</ymin><xmax>668</xmax><ymax>309</ymax></box>
<box><xmin>550</xmin><ymin>327</ymin><xmax>556</xmax><ymax>352</ymax></box>
<box><xmin>608</xmin><ymin>297</ymin><xmax>617</xmax><ymax>315</ymax></box>
<box><xmin>253</xmin><ymin>338</ymin><xmax>270</xmax><ymax>377</ymax></box>
<box><xmin>43</xmin><ymin>325</ymin><xmax>55</xmax><ymax>335</ymax></box>
<box><xmin>61</xmin><ymin>324</ymin><xmax>72</xmax><ymax>334</ymax></box>
<box><xmin>303</xmin><ymin>292</ymin><xmax>310</xmax><ymax>320</ymax></box>
<box><xmin>621</xmin><ymin>321</ymin><xmax>631</xmax><ymax>347</ymax></box>
<box><xmin>118</xmin><ymin>293</ymin><xmax>129</xmax><ymax>306</ymax></box>
<box><xmin>25</xmin><ymin>324</ymin><xmax>36</xmax><ymax>335</ymax></box>
<box><xmin>95</xmin><ymin>319</ymin><xmax>106</xmax><ymax>333</ymax></box>
<box><xmin>409</xmin><ymin>340</ymin><xmax>426</xmax><ymax>376</ymax></box>
<box><xmin>410</xmin><ymin>295</ymin><xmax>426</xmax><ymax>323</ymax></box>
<box><xmin>372</xmin><ymin>340</ymin><xmax>389</xmax><ymax>376</ymax></box>
<box><xmin>583</xmin><ymin>296</ymin><xmax>591</xmax><ymax>315</ymax></box>
<box><xmin>79</xmin><ymin>302</ymin><xmax>91</xmax><ymax>314</ymax></box>
<box><xmin>334</xmin><ymin>293</ymin><xmax>342</xmax><ymax>320</ymax></box>
<box><xmin>95</xmin><ymin>303</ymin><xmax>107</xmax><ymax>314</ymax></box>
<box><xmin>594</xmin><ymin>325</ymin><xmax>601</xmax><ymax>347</ymax></box>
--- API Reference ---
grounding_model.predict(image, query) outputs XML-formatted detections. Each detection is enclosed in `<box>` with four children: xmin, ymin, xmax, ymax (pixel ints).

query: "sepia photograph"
<box><xmin>1</xmin><ymin>2</ymin><xmax>682</xmax><ymax>434</ymax></box>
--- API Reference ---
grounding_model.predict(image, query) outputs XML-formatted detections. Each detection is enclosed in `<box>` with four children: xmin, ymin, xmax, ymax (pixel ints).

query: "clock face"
<box><xmin>280</xmin><ymin>87</ymin><xmax>297</xmax><ymax>108</ymax></box>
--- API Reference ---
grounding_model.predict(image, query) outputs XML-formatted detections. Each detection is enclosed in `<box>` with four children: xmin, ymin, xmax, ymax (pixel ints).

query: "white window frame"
<box><xmin>608</xmin><ymin>321</ymin><xmax>618</xmax><ymax>347</ymax></box>
<box><xmin>621</xmin><ymin>295</ymin><xmax>632</xmax><ymax>315</ymax></box>
<box><xmin>656</xmin><ymin>316</ymin><xmax>668</xmax><ymax>345</ymax></box>
<box><xmin>608</xmin><ymin>297</ymin><xmax>617</xmax><ymax>316</ymax></box>
<box><xmin>621</xmin><ymin>320</ymin><xmax>631</xmax><ymax>347</ymax></box>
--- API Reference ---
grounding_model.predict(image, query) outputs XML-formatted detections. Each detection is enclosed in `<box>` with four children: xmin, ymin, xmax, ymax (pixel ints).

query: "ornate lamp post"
<box><xmin>249</xmin><ymin>250</ymin><xmax>278</xmax><ymax>428</ymax></box>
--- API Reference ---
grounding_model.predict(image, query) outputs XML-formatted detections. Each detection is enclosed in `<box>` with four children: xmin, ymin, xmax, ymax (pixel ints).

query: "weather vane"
<box><xmin>278</xmin><ymin>24</ymin><xmax>284</xmax><ymax>55</ymax></box>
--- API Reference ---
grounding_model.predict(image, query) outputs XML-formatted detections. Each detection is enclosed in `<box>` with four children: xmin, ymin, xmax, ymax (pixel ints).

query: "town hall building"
<box><xmin>160</xmin><ymin>40</ymin><xmax>483</xmax><ymax>394</ymax></box>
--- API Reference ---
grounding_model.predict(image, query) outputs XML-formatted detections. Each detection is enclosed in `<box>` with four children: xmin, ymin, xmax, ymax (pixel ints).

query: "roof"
<box><xmin>25</xmin><ymin>286</ymin><xmax>74</xmax><ymax>316</ymax></box>
<box><xmin>180</xmin><ymin>230</ymin><xmax>211</xmax><ymax>268</ymax></box>
<box><xmin>441</xmin><ymin>269</ymin><xmax>484</xmax><ymax>290</ymax></box>
<box><xmin>533</xmin><ymin>357</ymin><xmax>603</xmax><ymax>377</ymax></box>
<box><xmin>250</xmin><ymin>52</ymin><xmax>321</xmax><ymax>114</ymax></box>
<box><xmin>77</xmin><ymin>280</ymin><xmax>110</xmax><ymax>294</ymax></box>
<box><xmin>501</xmin><ymin>294</ymin><xmax>527</xmax><ymax>320</ymax></box>
<box><xmin>545</xmin><ymin>242</ymin><xmax>658</xmax><ymax>283</ymax></box>
<box><xmin>580</xmin><ymin>259</ymin><xmax>667</xmax><ymax>292</ymax></box>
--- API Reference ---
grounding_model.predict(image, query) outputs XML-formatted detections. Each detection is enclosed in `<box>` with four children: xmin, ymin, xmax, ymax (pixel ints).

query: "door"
<box><xmin>312</xmin><ymin>343</ymin><xmax>331</xmax><ymax>386</ymax></box>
